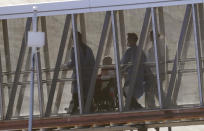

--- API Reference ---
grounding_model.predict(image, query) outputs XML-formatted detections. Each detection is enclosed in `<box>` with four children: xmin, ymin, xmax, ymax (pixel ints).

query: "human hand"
<box><xmin>61</xmin><ymin>64</ymin><xmax>68</xmax><ymax>70</ymax></box>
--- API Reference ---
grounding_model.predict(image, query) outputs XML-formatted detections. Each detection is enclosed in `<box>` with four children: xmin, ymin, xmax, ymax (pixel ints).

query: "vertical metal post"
<box><xmin>0</xmin><ymin>53</ymin><xmax>4</xmax><ymax>120</ymax></box>
<box><xmin>28</xmin><ymin>8</ymin><xmax>37</xmax><ymax>131</ymax></box>
<box><xmin>72</xmin><ymin>14</ymin><xmax>84</xmax><ymax>114</ymax></box>
<box><xmin>151</xmin><ymin>7</ymin><xmax>163</xmax><ymax>108</ymax></box>
<box><xmin>192</xmin><ymin>3</ymin><xmax>203</xmax><ymax>105</ymax></box>
<box><xmin>85</xmin><ymin>12</ymin><xmax>111</xmax><ymax>113</ymax></box>
<box><xmin>111</xmin><ymin>10</ymin><xmax>124</xmax><ymax>111</ymax></box>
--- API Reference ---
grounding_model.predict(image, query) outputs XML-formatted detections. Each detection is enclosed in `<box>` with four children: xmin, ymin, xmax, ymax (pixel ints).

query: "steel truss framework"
<box><xmin>0</xmin><ymin>1</ymin><xmax>203</xmax><ymax>131</ymax></box>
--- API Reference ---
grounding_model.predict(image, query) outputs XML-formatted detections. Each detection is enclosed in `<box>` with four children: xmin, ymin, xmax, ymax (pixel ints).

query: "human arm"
<box><xmin>120</xmin><ymin>50</ymin><xmax>130</xmax><ymax>74</ymax></box>
<box><xmin>62</xmin><ymin>47</ymin><xmax>75</xmax><ymax>70</ymax></box>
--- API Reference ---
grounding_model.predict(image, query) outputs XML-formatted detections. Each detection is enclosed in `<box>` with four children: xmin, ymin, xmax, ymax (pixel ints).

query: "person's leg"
<box><xmin>72</xmin><ymin>93</ymin><xmax>79</xmax><ymax>113</ymax></box>
<box><xmin>66</xmin><ymin>93</ymin><xmax>79</xmax><ymax>114</ymax></box>
<box><xmin>145</xmin><ymin>83</ymin><xmax>156</xmax><ymax>108</ymax></box>
<box><xmin>67</xmin><ymin>81</ymin><xmax>79</xmax><ymax>114</ymax></box>
<box><xmin>131</xmin><ymin>97</ymin><xmax>143</xmax><ymax>110</ymax></box>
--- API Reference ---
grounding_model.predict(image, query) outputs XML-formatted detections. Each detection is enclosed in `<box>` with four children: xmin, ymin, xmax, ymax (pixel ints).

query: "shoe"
<box><xmin>65</xmin><ymin>100</ymin><xmax>79</xmax><ymax>114</ymax></box>
<box><xmin>131</xmin><ymin>99</ymin><xmax>143</xmax><ymax>110</ymax></box>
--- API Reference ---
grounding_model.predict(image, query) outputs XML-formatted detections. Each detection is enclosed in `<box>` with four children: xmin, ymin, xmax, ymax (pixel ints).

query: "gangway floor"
<box><xmin>1</xmin><ymin>107</ymin><xmax>204</xmax><ymax>130</ymax></box>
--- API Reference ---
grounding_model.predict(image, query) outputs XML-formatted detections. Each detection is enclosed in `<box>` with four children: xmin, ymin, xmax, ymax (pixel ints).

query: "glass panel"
<box><xmin>85</xmin><ymin>12</ymin><xmax>119</xmax><ymax>113</ymax></box>
<box><xmin>119</xmin><ymin>8</ymin><xmax>149</xmax><ymax>111</ymax></box>
<box><xmin>44</xmin><ymin>15</ymin><xmax>71</xmax><ymax>115</ymax></box>
<box><xmin>0</xmin><ymin>3</ymin><xmax>203</xmax><ymax>121</ymax></box>
<box><xmin>4</xmin><ymin>18</ymin><xmax>28</xmax><ymax>117</ymax></box>
<box><xmin>162</xmin><ymin>5</ymin><xmax>200</xmax><ymax>108</ymax></box>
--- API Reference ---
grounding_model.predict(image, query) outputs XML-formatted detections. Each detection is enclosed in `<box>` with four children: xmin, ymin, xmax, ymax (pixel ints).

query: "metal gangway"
<box><xmin>0</xmin><ymin>0</ymin><xmax>204</xmax><ymax>130</ymax></box>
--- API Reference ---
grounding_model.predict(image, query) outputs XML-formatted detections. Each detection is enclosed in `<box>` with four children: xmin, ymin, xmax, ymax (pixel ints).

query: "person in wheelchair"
<box><xmin>93</xmin><ymin>56</ymin><xmax>118</xmax><ymax>112</ymax></box>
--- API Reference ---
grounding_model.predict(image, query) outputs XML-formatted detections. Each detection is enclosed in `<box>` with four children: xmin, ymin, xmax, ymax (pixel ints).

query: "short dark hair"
<box><xmin>77</xmin><ymin>32</ymin><xmax>82</xmax><ymax>40</ymax></box>
<box><xmin>127</xmin><ymin>33</ymin><xmax>138</xmax><ymax>42</ymax></box>
<box><xmin>149</xmin><ymin>30</ymin><xmax>160</xmax><ymax>41</ymax></box>
<box><xmin>103</xmin><ymin>56</ymin><xmax>112</xmax><ymax>65</ymax></box>
<box><xmin>71</xmin><ymin>31</ymin><xmax>82</xmax><ymax>41</ymax></box>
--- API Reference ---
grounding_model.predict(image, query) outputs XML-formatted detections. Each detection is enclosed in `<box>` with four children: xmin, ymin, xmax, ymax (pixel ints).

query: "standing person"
<box><xmin>145</xmin><ymin>31</ymin><xmax>166</xmax><ymax>76</ymax></box>
<box><xmin>121</xmin><ymin>33</ymin><xmax>146</xmax><ymax>110</ymax></box>
<box><xmin>65</xmin><ymin>32</ymin><xmax>95</xmax><ymax>114</ymax></box>
<box><xmin>144</xmin><ymin>30</ymin><xmax>167</xmax><ymax>108</ymax></box>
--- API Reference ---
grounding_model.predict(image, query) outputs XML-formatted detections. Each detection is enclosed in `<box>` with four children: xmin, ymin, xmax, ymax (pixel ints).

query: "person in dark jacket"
<box><xmin>65</xmin><ymin>32</ymin><xmax>95</xmax><ymax>114</ymax></box>
<box><xmin>121</xmin><ymin>33</ymin><xmax>146</xmax><ymax>110</ymax></box>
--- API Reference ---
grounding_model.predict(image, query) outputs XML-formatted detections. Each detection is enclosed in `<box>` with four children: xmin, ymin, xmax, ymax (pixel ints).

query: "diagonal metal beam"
<box><xmin>2</xmin><ymin>20</ymin><xmax>12</xmax><ymax>95</ymax></box>
<box><xmin>15</xmin><ymin>19</ymin><xmax>43</xmax><ymax>117</ymax></box>
<box><xmin>111</xmin><ymin>10</ymin><xmax>124</xmax><ymax>111</ymax></box>
<box><xmin>15</xmin><ymin>48</ymin><xmax>32</xmax><ymax>116</ymax></box>
<box><xmin>53</xmin><ymin>15</ymin><xmax>78</xmax><ymax>114</ymax></box>
<box><xmin>125</xmin><ymin>8</ymin><xmax>151</xmax><ymax>110</ymax></box>
<box><xmin>157</xmin><ymin>7</ymin><xmax>168</xmax><ymax>104</ymax></box>
<box><xmin>172</xmin><ymin>18</ymin><xmax>193</xmax><ymax>105</ymax></box>
<box><xmin>45</xmin><ymin>15</ymin><xmax>71</xmax><ymax>117</ymax></box>
<box><xmin>104</xmin><ymin>22</ymin><xmax>112</xmax><ymax>56</ymax></box>
<box><xmin>79</xmin><ymin>14</ymin><xmax>86</xmax><ymax>43</ymax></box>
<box><xmin>158</xmin><ymin>7</ymin><xmax>165</xmax><ymax>43</ymax></box>
<box><xmin>104</xmin><ymin>10</ymin><xmax>126</xmax><ymax>57</ymax></box>
<box><xmin>198</xmin><ymin>4</ymin><xmax>204</xmax><ymax>98</ymax></box>
<box><xmin>165</xmin><ymin>5</ymin><xmax>192</xmax><ymax>106</ymax></box>
<box><xmin>53</xmin><ymin>16</ymin><xmax>78</xmax><ymax>114</ymax></box>
<box><xmin>41</xmin><ymin>16</ymin><xmax>51</xmax><ymax>95</ymax></box>
<box><xmin>85</xmin><ymin>12</ymin><xmax>111</xmax><ymax>113</ymax></box>
<box><xmin>72</xmin><ymin>14</ymin><xmax>84</xmax><ymax>114</ymax></box>
<box><xmin>36</xmin><ymin>48</ymin><xmax>45</xmax><ymax>116</ymax></box>
<box><xmin>5</xmin><ymin>18</ymin><xmax>32</xmax><ymax>120</ymax></box>
<box><xmin>15</xmin><ymin>18</ymin><xmax>42</xmax><ymax>117</ymax></box>
<box><xmin>53</xmin><ymin>33</ymin><xmax>73</xmax><ymax>114</ymax></box>
<box><xmin>192</xmin><ymin>3</ymin><xmax>204</xmax><ymax>105</ymax></box>
<box><xmin>118</xmin><ymin>10</ymin><xmax>126</xmax><ymax>55</ymax></box>
<box><xmin>158</xmin><ymin>7</ymin><xmax>167</xmax><ymax>85</ymax></box>
<box><xmin>0</xmin><ymin>53</ymin><xmax>4</xmax><ymax>120</ymax></box>
<box><xmin>198</xmin><ymin>4</ymin><xmax>204</xmax><ymax>59</ymax></box>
